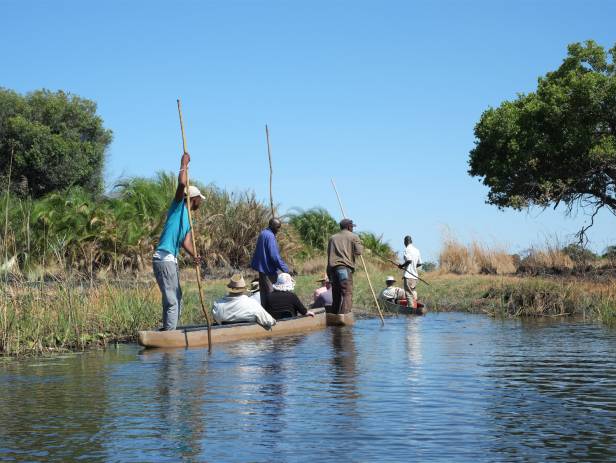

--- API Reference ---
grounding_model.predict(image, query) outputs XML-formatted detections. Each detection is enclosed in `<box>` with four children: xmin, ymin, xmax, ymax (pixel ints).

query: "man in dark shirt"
<box><xmin>327</xmin><ymin>218</ymin><xmax>363</xmax><ymax>314</ymax></box>
<box><xmin>250</xmin><ymin>218</ymin><xmax>289</xmax><ymax>304</ymax></box>
<box><xmin>264</xmin><ymin>273</ymin><xmax>315</xmax><ymax>320</ymax></box>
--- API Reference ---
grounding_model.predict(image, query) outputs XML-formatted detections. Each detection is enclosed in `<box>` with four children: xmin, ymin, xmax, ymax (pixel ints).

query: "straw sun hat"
<box><xmin>227</xmin><ymin>274</ymin><xmax>247</xmax><ymax>294</ymax></box>
<box><xmin>272</xmin><ymin>273</ymin><xmax>295</xmax><ymax>291</ymax></box>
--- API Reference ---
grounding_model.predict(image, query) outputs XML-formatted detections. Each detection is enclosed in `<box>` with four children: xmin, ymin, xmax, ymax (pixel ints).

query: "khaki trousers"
<box><xmin>403</xmin><ymin>277</ymin><xmax>418</xmax><ymax>306</ymax></box>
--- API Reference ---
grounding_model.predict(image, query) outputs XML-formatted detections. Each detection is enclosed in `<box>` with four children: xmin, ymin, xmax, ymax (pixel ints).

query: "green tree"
<box><xmin>469</xmin><ymin>41</ymin><xmax>616</xmax><ymax>234</ymax></box>
<box><xmin>561</xmin><ymin>243</ymin><xmax>597</xmax><ymax>263</ymax></box>
<box><xmin>603</xmin><ymin>245</ymin><xmax>616</xmax><ymax>260</ymax></box>
<box><xmin>288</xmin><ymin>207</ymin><xmax>339</xmax><ymax>251</ymax></box>
<box><xmin>358</xmin><ymin>231</ymin><xmax>395</xmax><ymax>259</ymax></box>
<box><xmin>0</xmin><ymin>88</ymin><xmax>112</xmax><ymax>198</ymax></box>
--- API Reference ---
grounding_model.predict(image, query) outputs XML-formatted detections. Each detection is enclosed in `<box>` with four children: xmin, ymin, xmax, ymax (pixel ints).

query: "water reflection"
<box><xmin>405</xmin><ymin>317</ymin><xmax>423</xmax><ymax>377</ymax></box>
<box><xmin>2</xmin><ymin>315</ymin><xmax>616</xmax><ymax>462</ymax></box>
<box><xmin>483</xmin><ymin>322</ymin><xmax>616</xmax><ymax>461</ymax></box>
<box><xmin>330</xmin><ymin>326</ymin><xmax>358</xmax><ymax>401</ymax></box>
<box><xmin>0</xmin><ymin>350</ymin><xmax>129</xmax><ymax>462</ymax></box>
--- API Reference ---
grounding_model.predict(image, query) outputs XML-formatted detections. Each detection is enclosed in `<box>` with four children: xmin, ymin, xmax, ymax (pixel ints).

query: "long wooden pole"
<box><xmin>265</xmin><ymin>124</ymin><xmax>275</xmax><ymax>218</ymax></box>
<box><xmin>330</xmin><ymin>178</ymin><xmax>385</xmax><ymax>325</ymax></box>
<box><xmin>177</xmin><ymin>99</ymin><xmax>212</xmax><ymax>351</ymax></box>
<box><xmin>371</xmin><ymin>249</ymin><xmax>431</xmax><ymax>286</ymax></box>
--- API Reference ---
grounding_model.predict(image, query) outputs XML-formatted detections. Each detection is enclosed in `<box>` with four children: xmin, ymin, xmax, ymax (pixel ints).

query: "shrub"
<box><xmin>287</xmin><ymin>207</ymin><xmax>338</xmax><ymax>254</ymax></box>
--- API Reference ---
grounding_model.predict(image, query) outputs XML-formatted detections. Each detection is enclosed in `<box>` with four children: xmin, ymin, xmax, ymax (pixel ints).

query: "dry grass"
<box><xmin>518</xmin><ymin>246</ymin><xmax>574</xmax><ymax>275</ymax></box>
<box><xmin>439</xmin><ymin>238</ymin><xmax>515</xmax><ymax>275</ymax></box>
<box><xmin>295</xmin><ymin>255</ymin><xmax>327</xmax><ymax>276</ymax></box>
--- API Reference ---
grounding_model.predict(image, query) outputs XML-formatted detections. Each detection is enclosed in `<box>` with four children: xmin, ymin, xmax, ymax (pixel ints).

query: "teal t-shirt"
<box><xmin>156</xmin><ymin>200</ymin><xmax>191</xmax><ymax>257</ymax></box>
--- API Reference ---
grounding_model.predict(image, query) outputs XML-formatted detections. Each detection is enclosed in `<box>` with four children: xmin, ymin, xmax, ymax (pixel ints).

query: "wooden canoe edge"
<box><xmin>326</xmin><ymin>312</ymin><xmax>355</xmax><ymax>327</ymax></box>
<box><xmin>380</xmin><ymin>299</ymin><xmax>428</xmax><ymax>316</ymax></box>
<box><xmin>138</xmin><ymin>309</ymin><xmax>327</xmax><ymax>349</ymax></box>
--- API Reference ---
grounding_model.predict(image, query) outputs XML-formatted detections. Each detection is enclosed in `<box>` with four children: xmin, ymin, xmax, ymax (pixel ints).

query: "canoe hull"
<box><xmin>326</xmin><ymin>312</ymin><xmax>355</xmax><ymax>326</ymax></box>
<box><xmin>138</xmin><ymin>308</ymin><xmax>326</xmax><ymax>349</ymax></box>
<box><xmin>381</xmin><ymin>300</ymin><xmax>427</xmax><ymax>316</ymax></box>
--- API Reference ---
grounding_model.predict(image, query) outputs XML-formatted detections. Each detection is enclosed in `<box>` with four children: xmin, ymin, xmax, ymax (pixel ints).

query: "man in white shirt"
<box><xmin>212</xmin><ymin>274</ymin><xmax>276</xmax><ymax>329</ymax></box>
<box><xmin>398</xmin><ymin>235</ymin><xmax>422</xmax><ymax>307</ymax></box>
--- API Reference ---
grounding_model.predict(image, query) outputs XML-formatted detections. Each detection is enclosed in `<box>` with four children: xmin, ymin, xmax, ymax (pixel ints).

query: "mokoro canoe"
<box><xmin>138</xmin><ymin>307</ymin><xmax>326</xmax><ymax>349</ymax></box>
<box><xmin>325</xmin><ymin>312</ymin><xmax>355</xmax><ymax>326</ymax></box>
<box><xmin>381</xmin><ymin>299</ymin><xmax>427</xmax><ymax>316</ymax></box>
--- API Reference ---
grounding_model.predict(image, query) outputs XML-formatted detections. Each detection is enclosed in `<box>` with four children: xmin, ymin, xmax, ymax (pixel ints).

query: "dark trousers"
<box><xmin>329</xmin><ymin>266</ymin><xmax>354</xmax><ymax>314</ymax></box>
<box><xmin>258</xmin><ymin>273</ymin><xmax>277</xmax><ymax>306</ymax></box>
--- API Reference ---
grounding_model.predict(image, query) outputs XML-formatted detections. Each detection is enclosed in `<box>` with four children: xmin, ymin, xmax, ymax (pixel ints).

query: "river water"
<box><xmin>2</xmin><ymin>312</ymin><xmax>616</xmax><ymax>462</ymax></box>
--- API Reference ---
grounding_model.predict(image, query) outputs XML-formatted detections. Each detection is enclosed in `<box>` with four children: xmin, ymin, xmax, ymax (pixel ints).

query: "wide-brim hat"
<box><xmin>227</xmin><ymin>274</ymin><xmax>247</xmax><ymax>293</ymax></box>
<box><xmin>386</xmin><ymin>275</ymin><xmax>396</xmax><ymax>282</ymax></box>
<box><xmin>249</xmin><ymin>280</ymin><xmax>260</xmax><ymax>293</ymax></box>
<box><xmin>187</xmin><ymin>185</ymin><xmax>206</xmax><ymax>199</ymax></box>
<box><xmin>272</xmin><ymin>273</ymin><xmax>295</xmax><ymax>291</ymax></box>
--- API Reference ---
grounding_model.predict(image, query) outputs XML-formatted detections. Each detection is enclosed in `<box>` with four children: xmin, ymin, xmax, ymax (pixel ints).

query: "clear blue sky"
<box><xmin>2</xmin><ymin>0</ymin><xmax>615</xmax><ymax>261</ymax></box>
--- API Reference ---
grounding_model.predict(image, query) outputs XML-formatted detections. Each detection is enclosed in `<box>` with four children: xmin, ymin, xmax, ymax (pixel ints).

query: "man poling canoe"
<box><xmin>152</xmin><ymin>151</ymin><xmax>204</xmax><ymax>331</ymax></box>
<box><xmin>398</xmin><ymin>235</ymin><xmax>423</xmax><ymax>308</ymax></box>
<box><xmin>326</xmin><ymin>218</ymin><xmax>364</xmax><ymax>316</ymax></box>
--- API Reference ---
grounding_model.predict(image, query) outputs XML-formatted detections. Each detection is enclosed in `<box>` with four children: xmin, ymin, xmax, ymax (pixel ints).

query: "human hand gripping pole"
<box><xmin>330</xmin><ymin>178</ymin><xmax>385</xmax><ymax>325</ymax></box>
<box><xmin>177</xmin><ymin>99</ymin><xmax>213</xmax><ymax>352</ymax></box>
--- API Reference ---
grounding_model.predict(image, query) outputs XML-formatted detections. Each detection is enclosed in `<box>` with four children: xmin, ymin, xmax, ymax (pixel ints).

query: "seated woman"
<box><xmin>212</xmin><ymin>274</ymin><xmax>276</xmax><ymax>329</ymax></box>
<box><xmin>265</xmin><ymin>273</ymin><xmax>315</xmax><ymax>320</ymax></box>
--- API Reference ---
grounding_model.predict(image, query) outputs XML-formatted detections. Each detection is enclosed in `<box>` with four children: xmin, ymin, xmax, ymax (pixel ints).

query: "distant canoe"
<box><xmin>138</xmin><ymin>307</ymin><xmax>326</xmax><ymax>349</ymax></box>
<box><xmin>325</xmin><ymin>312</ymin><xmax>355</xmax><ymax>326</ymax></box>
<box><xmin>381</xmin><ymin>300</ymin><xmax>427</xmax><ymax>316</ymax></box>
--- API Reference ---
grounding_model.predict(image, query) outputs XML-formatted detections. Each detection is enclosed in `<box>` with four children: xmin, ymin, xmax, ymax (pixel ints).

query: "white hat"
<box><xmin>188</xmin><ymin>185</ymin><xmax>205</xmax><ymax>199</ymax></box>
<box><xmin>272</xmin><ymin>273</ymin><xmax>295</xmax><ymax>291</ymax></box>
<box><xmin>386</xmin><ymin>276</ymin><xmax>396</xmax><ymax>282</ymax></box>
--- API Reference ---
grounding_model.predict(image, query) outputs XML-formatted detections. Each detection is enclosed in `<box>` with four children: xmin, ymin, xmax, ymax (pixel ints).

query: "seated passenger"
<box><xmin>313</xmin><ymin>274</ymin><xmax>330</xmax><ymax>302</ymax></box>
<box><xmin>249</xmin><ymin>279</ymin><xmax>261</xmax><ymax>303</ymax></box>
<box><xmin>312</xmin><ymin>278</ymin><xmax>332</xmax><ymax>308</ymax></box>
<box><xmin>212</xmin><ymin>274</ymin><xmax>276</xmax><ymax>329</ymax></box>
<box><xmin>379</xmin><ymin>276</ymin><xmax>405</xmax><ymax>304</ymax></box>
<box><xmin>265</xmin><ymin>273</ymin><xmax>315</xmax><ymax>320</ymax></box>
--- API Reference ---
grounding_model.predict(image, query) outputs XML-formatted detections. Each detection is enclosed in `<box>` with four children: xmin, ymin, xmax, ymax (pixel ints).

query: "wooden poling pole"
<box><xmin>330</xmin><ymin>178</ymin><xmax>385</xmax><ymax>325</ymax></box>
<box><xmin>265</xmin><ymin>124</ymin><xmax>275</xmax><ymax>218</ymax></box>
<box><xmin>177</xmin><ymin>99</ymin><xmax>212</xmax><ymax>351</ymax></box>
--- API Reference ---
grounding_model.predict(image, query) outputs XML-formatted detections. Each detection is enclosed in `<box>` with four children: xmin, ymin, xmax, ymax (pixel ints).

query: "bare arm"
<box><xmin>182</xmin><ymin>231</ymin><xmax>197</xmax><ymax>259</ymax></box>
<box><xmin>174</xmin><ymin>152</ymin><xmax>190</xmax><ymax>202</ymax></box>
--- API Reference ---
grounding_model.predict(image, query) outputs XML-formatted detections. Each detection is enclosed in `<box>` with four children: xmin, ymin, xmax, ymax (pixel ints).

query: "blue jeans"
<box><xmin>153</xmin><ymin>260</ymin><xmax>182</xmax><ymax>330</ymax></box>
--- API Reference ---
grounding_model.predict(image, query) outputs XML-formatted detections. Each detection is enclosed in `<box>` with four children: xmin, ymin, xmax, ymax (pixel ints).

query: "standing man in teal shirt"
<box><xmin>152</xmin><ymin>152</ymin><xmax>205</xmax><ymax>330</ymax></box>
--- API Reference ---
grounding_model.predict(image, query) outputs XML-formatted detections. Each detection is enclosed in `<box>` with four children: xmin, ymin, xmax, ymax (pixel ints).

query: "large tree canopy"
<box><xmin>0</xmin><ymin>88</ymin><xmax>112</xmax><ymax>198</ymax></box>
<box><xmin>469</xmin><ymin>41</ymin><xmax>616</xmax><ymax>225</ymax></box>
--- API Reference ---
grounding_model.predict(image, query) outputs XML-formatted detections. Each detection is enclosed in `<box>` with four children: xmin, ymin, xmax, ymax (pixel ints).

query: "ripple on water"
<box><xmin>2</xmin><ymin>313</ymin><xmax>616</xmax><ymax>462</ymax></box>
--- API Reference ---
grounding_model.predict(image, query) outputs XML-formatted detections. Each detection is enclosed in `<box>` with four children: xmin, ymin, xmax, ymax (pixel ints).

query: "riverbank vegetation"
<box><xmin>3</xmin><ymin>268</ymin><xmax>615</xmax><ymax>356</ymax></box>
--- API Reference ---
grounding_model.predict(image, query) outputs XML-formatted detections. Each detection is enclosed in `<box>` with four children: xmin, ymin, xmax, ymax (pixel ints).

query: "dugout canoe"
<box><xmin>138</xmin><ymin>307</ymin><xmax>326</xmax><ymax>349</ymax></box>
<box><xmin>381</xmin><ymin>300</ymin><xmax>428</xmax><ymax>316</ymax></box>
<box><xmin>325</xmin><ymin>312</ymin><xmax>355</xmax><ymax>326</ymax></box>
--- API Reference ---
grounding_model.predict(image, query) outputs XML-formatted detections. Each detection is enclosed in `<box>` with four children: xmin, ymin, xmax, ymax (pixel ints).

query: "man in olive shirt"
<box><xmin>326</xmin><ymin>218</ymin><xmax>363</xmax><ymax>314</ymax></box>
